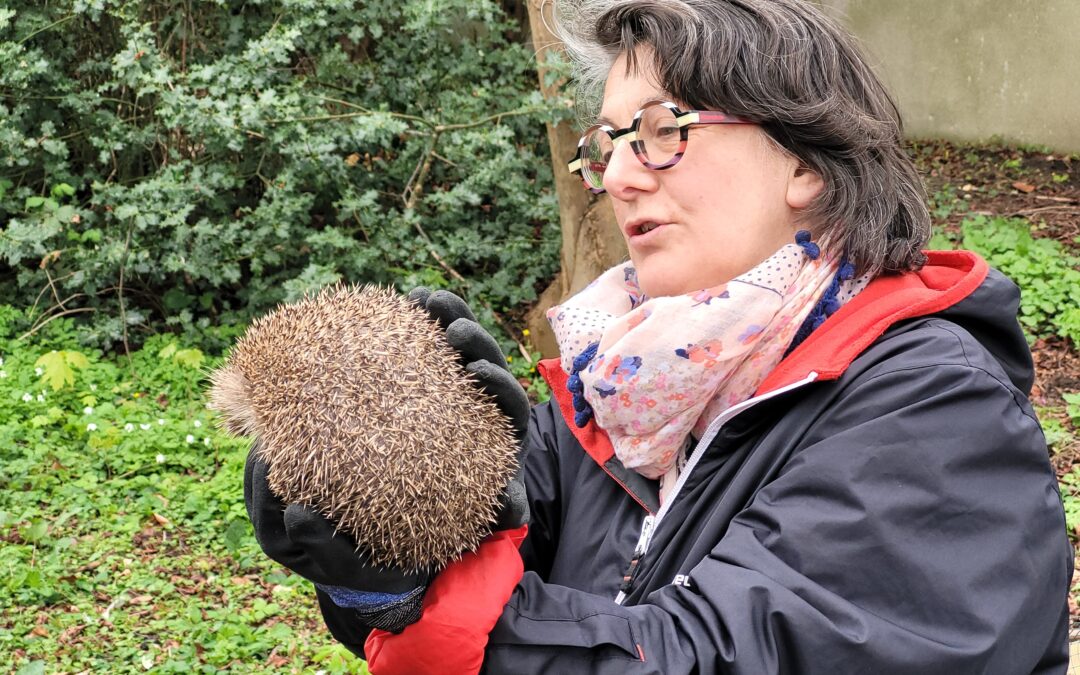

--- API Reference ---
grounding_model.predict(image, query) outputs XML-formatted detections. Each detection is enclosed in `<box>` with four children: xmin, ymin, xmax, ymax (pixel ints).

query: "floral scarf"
<box><xmin>547</xmin><ymin>238</ymin><xmax>866</xmax><ymax>499</ymax></box>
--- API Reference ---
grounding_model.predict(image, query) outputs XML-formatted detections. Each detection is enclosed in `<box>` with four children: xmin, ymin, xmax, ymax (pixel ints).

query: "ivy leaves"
<box><xmin>0</xmin><ymin>0</ymin><xmax>561</xmax><ymax>350</ymax></box>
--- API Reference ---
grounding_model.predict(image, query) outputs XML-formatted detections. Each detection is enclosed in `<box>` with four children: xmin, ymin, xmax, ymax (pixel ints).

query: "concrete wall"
<box><xmin>818</xmin><ymin>0</ymin><xmax>1080</xmax><ymax>153</ymax></box>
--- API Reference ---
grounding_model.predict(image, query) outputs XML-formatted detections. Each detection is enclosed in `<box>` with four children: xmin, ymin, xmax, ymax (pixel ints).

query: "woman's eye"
<box><xmin>655</xmin><ymin>125</ymin><xmax>679</xmax><ymax>138</ymax></box>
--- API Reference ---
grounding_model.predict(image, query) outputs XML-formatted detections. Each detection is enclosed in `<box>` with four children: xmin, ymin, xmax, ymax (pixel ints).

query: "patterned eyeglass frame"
<box><xmin>566</xmin><ymin>101</ymin><xmax>753</xmax><ymax>194</ymax></box>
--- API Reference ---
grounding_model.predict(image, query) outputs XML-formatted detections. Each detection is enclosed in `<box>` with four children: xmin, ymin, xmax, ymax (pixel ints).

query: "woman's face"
<box><xmin>599</xmin><ymin>51</ymin><xmax>822</xmax><ymax>298</ymax></box>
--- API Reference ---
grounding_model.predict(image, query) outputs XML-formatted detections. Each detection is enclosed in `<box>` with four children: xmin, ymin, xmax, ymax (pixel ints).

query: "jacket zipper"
<box><xmin>613</xmin><ymin>371</ymin><xmax>819</xmax><ymax>604</ymax></box>
<box><xmin>615</xmin><ymin>514</ymin><xmax>656</xmax><ymax>603</ymax></box>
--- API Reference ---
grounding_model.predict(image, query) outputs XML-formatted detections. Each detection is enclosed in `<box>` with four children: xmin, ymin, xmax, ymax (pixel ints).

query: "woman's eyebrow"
<box><xmin>595</xmin><ymin>95</ymin><xmax>671</xmax><ymax>126</ymax></box>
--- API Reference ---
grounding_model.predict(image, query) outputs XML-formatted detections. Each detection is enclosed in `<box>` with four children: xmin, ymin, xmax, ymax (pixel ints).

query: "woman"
<box><xmin>246</xmin><ymin>0</ymin><xmax>1072</xmax><ymax>672</ymax></box>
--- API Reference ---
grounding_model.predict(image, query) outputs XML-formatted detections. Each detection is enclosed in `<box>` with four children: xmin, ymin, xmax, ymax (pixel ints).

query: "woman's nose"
<box><xmin>601</xmin><ymin>139</ymin><xmax>657</xmax><ymax>199</ymax></box>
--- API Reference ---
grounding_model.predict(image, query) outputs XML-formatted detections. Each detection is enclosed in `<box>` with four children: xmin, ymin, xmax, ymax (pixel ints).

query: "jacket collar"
<box><xmin>756</xmin><ymin>249</ymin><xmax>988</xmax><ymax>394</ymax></box>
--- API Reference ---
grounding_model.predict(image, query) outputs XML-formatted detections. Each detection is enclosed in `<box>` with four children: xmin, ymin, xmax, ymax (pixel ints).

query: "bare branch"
<box><xmin>117</xmin><ymin>224</ymin><xmax>136</xmax><ymax>376</ymax></box>
<box><xmin>18</xmin><ymin>307</ymin><xmax>95</xmax><ymax>342</ymax></box>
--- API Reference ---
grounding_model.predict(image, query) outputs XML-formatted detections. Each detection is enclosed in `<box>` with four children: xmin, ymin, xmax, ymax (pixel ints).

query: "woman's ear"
<box><xmin>786</xmin><ymin>164</ymin><xmax>824</xmax><ymax>210</ymax></box>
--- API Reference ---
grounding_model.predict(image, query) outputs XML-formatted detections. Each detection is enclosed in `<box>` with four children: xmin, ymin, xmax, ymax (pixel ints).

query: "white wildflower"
<box><xmin>22</xmin><ymin>392</ymin><xmax>32</xmax><ymax>402</ymax></box>
<box><xmin>86</xmin><ymin>423</ymin><xmax>97</xmax><ymax>431</ymax></box>
<box><xmin>124</xmin><ymin>423</ymin><xmax>135</xmax><ymax>432</ymax></box>
<box><xmin>203</xmin><ymin>437</ymin><xmax>211</xmax><ymax>447</ymax></box>
<box><xmin>185</xmin><ymin>434</ymin><xmax>195</xmax><ymax>444</ymax></box>
<box><xmin>36</xmin><ymin>393</ymin><xmax>45</xmax><ymax>402</ymax></box>
<box><xmin>155</xmin><ymin>454</ymin><xmax>166</xmax><ymax>464</ymax></box>
<box><xmin>193</xmin><ymin>419</ymin><xmax>202</xmax><ymax>428</ymax></box>
<box><xmin>0</xmin><ymin>356</ymin><xmax>4</xmax><ymax>366</ymax></box>
<box><xmin>0</xmin><ymin>371</ymin><xmax>6</xmax><ymax>378</ymax></box>
<box><xmin>83</xmin><ymin>406</ymin><xmax>94</xmax><ymax>415</ymax></box>
<box><xmin>157</xmin><ymin>418</ymin><xmax>165</xmax><ymax>426</ymax></box>
<box><xmin>35</xmin><ymin>366</ymin><xmax>43</xmax><ymax>376</ymax></box>
<box><xmin>140</xmin><ymin>423</ymin><xmax>151</xmax><ymax>431</ymax></box>
<box><xmin>90</xmin><ymin>383</ymin><xmax>97</xmax><ymax>391</ymax></box>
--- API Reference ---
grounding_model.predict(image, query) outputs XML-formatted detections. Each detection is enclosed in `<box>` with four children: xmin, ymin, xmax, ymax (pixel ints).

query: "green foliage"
<box><xmin>34</xmin><ymin>348</ymin><xmax>90</xmax><ymax>390</ymax></box>
<box><xmin>0</xmin><ymin>0</ymin><xmax>561</xmax><ymax>350</ymax></box>
<box><xmin>1000</xmin><ymin>157</ymin><xmax>1024</xmax><ymax>172</ymax></box>
<box><xmin>1059</xmin><ymin>467</ymin><xmax>1080</xmax><ymax>540</ymax></box>
<box><xmin>947</xmin><ymin>215</ymin><xmax>1080</xmax><ymax>344</ymax></box>
<box><xmin>1065</xmin><ymin>393</ymin><xmax>1080</xmax><ymax>428</ymax></box>
<box><xmin>0</xmin><ymin>308</ymin><xmax>367</xmax><ymax>672</ymax></box>
<box><xmin>927</xmin><ymin>184</ymin><xmax>968</xmax><ymax>222</ymax></box>
<box><xmin>507</xmin><ymin>344</ymin><xmax>551</xmax><ymax>404</ymax></box>
<box><xmin>1039</xmin><ymin>415</ymin><xmax>1072</xmax><ymax>453</ymax></box>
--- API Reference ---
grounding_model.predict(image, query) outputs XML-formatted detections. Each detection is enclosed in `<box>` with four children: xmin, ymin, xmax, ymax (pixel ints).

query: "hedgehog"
<box><xmin>209</xmin><ymin>284</ymin><xmax>519</xmax><ymax>573</ymax></box>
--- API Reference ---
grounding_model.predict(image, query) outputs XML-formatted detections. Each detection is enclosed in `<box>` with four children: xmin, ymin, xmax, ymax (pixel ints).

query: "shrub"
<box><xmin>0</xmin><ymin>0</ymin><xmax>561</xmax><ymax>349</ymax></box>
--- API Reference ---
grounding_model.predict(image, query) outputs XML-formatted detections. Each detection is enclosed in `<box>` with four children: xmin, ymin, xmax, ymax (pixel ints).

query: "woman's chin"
<box><xmin>636</xmin><ymin>274</ymin><xmax>692</xmax><ymax>299</ymax></box>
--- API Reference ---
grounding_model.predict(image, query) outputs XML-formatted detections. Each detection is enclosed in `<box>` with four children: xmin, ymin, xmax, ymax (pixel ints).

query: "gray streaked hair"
<box><xmin>552</xmin><ymin>0</ymin><xmax>931</xmax><ymax>276</ymax></box>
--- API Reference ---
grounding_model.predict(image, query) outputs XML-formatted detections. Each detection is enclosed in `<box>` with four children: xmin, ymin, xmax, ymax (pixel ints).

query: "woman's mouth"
<box><xmin>627</xmin><ymin>221</ymin><xmax>669</xmax><ymax>243</ymax></box>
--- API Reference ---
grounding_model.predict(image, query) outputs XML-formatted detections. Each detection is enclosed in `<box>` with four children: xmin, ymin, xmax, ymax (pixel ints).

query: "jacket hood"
<box><xmin>931</xmin><ymin>263</ymin><xmax>1034</xmax><ymax>395</ymax></box>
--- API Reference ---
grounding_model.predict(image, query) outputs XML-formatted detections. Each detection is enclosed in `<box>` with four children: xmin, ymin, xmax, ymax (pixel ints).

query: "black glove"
<box><xmin>408</xmin><ymin>287</ymin><xmax>530</xmax><ymax>531</ymax></box>
<box><xmin>244</xmin><ymin>444</ymin><xmax>430</xmax><ymax>632</ymax></box>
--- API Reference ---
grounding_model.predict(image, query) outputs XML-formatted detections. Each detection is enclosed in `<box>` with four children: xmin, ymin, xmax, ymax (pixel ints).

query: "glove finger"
<box><xmin>446</xmin><ymin>318</ymin><xmax>507</xmax><ymax>370</ymax></box>
<box><xmin>284</xmin><ymin>504</ymin><xmax>429</xmax><ymax>593</ymax></box>
<box><xmin>493</xmin><ymin>472</ymin><xmax>530</xmax><ymax>530</ymax></box>
<box><xmin>244</xmin><ymin>445</ymin><xmax>315</xmax><ymax>575</ymax></box>
<box><xmin>424</xmin><ymin>289</ymin><xmax>477</xmax><ymax>330</ymax></box>
<box><xmin>466</xmin><ymin>360</ymin><xmax>530</xmax><ymax>439</ymax></box>
<box><xmin>406</xmin><ymin>286</ymin><xmax>432</xmax><ymax>311</ymax></box>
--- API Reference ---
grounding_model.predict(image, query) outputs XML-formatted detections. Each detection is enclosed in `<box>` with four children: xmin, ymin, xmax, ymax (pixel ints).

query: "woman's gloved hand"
<box><xmin>408</xmin><ymin>287</ymin><xmax>531</xmax><ymax>531</ymax></box>
<box><xmin>244</xmin><ymin>446</ymin><xmax>431</xmax><ymax>633</ymax></box>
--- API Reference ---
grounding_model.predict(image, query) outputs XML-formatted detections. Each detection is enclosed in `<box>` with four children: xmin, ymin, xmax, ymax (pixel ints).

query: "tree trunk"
<box><xmin>524</xmin><ymin>0</ymin><xmax>626</xmax><ymax>359</ymax></box>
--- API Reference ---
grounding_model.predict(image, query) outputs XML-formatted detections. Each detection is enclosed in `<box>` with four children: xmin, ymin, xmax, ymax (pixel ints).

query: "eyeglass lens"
<box><xmin>581</xmin><ymin>105</ymin><xmax>683</xmax><ymax>190</ymax></box>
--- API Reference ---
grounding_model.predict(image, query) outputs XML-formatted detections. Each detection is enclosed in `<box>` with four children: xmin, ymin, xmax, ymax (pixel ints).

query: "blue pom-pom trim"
<box><xmin>788</xmin><ymin>250</ymin><xmax>856</xmax><ymax>354</ymax></box>
<box><xmin>795</xmin><ymin>229</ymin><xmax>820</xmax><ymax>260</ymax></box>
<box><xmin>568</xmin><ymin>342</ymin><xmax>599</xmax><ymax>428</ymax></box>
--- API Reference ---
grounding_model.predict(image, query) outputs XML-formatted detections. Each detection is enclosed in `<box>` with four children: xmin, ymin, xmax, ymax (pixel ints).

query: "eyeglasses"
<box><xmin>566</xmin><ymin>101</ymin><xmax>753</xmax><ymax>194</ymax></box>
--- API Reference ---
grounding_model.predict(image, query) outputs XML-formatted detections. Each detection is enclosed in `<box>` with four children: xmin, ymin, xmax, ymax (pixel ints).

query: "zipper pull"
<box><xmin>634</xmin><ymin>514</ymin><xmax>656</xmax><ymax>557</ymax></box>
<box><xmin>615</xmin><ymin>515</ymin><xmax>656</xmax><ymax>604</ymax></box>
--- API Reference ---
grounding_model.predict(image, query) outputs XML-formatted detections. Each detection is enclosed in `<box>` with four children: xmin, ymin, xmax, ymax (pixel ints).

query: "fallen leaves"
<box><xmin>58</xmin><ymin>624</ymin><xmax>87</xmax><ymax>645</ymax></box>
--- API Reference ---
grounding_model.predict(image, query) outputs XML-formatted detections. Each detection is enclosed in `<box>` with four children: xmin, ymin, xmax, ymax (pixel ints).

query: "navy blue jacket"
<box><xmin>321</xmin><ymin>252</ymin><xmax>1072</xmax><ymax>673</ymax></box>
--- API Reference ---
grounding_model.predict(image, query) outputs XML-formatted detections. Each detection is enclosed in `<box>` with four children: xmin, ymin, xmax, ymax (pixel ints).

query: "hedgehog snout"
<box><xmin>209</xmin><ymin>365</ymin><xmax>261</xmax><ymax>437</ymax></box>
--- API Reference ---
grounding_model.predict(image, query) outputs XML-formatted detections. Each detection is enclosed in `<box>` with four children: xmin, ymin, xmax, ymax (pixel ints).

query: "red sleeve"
<box><xmin>364</xmin><ymin>526</ymin><xmax>528</xmax><ymax>675</ymax></box>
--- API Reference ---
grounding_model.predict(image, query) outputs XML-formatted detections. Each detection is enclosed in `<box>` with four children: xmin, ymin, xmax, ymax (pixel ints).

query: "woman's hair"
<box><xmin>553</xmin><ymin>0</ymin><xmax>931</xmax><ymax>275</ymax></box>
